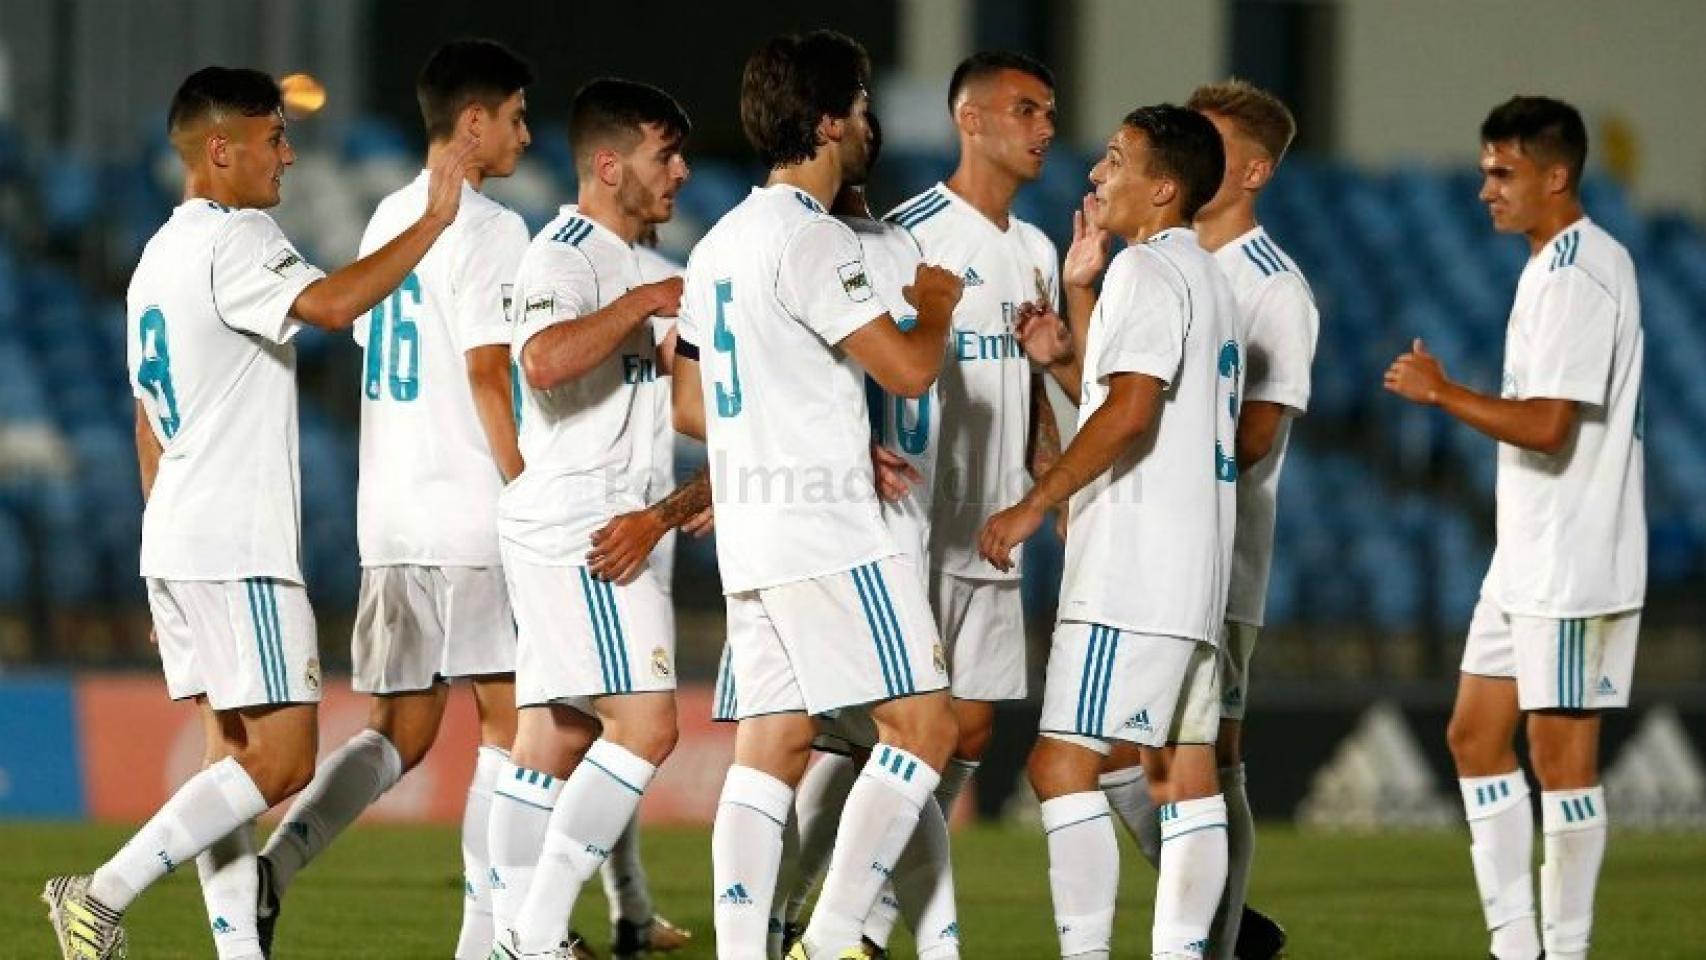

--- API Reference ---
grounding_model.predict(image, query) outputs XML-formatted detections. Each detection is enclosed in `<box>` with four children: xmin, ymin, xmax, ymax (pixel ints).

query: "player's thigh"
<box><xmin>437</xmin><ymin>565</ymin><xmax>518</xmax><ymax>682</ymax></box>
<box><xmin>367</xmin><ymin>685</ymin><xmax>451</xmax><ymax>765</ymax></box>
<box><xmin>1217</xmin><ymin>620</ymin><xmax>1259</xmax><ymax>721</ymax></box>
<box><xmin>934</xmin><ymin>574</ymin><xmax>1027</xmax><ymax>701</ymax></box>
<box><xmin>471</xmin><ymin>674</ymin><xmax>518</xmax><ymax>748</ymax></box>
<box><xmin>351</xmin><ymin>565</ymin><xmax>444</xmax><ymax>695</ymax></box>
<box><xmin>1510</xmin><ymin>611</ymin><xmax>1639</xmax><ymax>712</ymax></box>
<box><xmin>763</xmin><ymin>557</ymin><xmax>948</xmax><ymax>715</ymax></box>
<box><xmin>162</xmin><ymin>578</ymin><xmax>322</xmax><ymax>711</ymax></box>
<box><xmin>1447</xmin><ymin>673</ymin><xmax>1522</xmax><ymax>772</ymax></box>
<box><xmin>1525</xmin><ymin>709</ymin><xmax>1601</xmax><ymax>789</ymax></box>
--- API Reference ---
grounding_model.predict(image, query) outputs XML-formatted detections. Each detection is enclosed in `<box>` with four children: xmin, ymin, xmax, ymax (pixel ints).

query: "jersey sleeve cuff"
<box><xmin>821</xmin><ymin>306</ymin><xmax>892</xmax><ymax>347</ymax></box>
<box><xmin>1245</xmin><ymin>381</ymin><xmax>1310</xmax><ymax>413</ymax></box>
<box><xmin>1100</xmin><ymin>351</ymin><xmax>1176</xmax><ymax>387</ymax></box>
<box><xmin>1522</xmin><ymin>379</ymin><xmax>1606</xmax><ymax>405</ymax></box>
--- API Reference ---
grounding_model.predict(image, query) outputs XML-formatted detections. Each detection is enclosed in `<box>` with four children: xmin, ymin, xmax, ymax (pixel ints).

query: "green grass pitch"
<box><xmin>4</xmin><ymin>823</ymin><xmax>1701</xmax><ymax>957</ymax></box>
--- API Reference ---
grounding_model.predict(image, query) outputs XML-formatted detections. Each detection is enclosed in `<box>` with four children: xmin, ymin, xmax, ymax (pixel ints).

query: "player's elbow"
<box><xmin>887</xmin><ymin>355</ymin><xmax>941</xmax><ymax>400</ymax></box>
<box><xmin>1531</xmin><ymin>423</ymin><xmax>1573</xmax><ymax>456</ymax></box>
<box><xmin>290</xmin><ymin>281</ymin><xmax>361</xmax><ymax>331</ymax></box>
<box><xmin>519</xmin><ymin>343</ymin><xmax>565</xmax><ymax>392</ymax></box>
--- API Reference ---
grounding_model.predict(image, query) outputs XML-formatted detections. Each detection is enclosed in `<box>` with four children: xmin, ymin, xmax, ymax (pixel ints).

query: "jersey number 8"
<box><xmin>364</xmin><ymin>273</ymin><xmax>422</xmax><ymax>403</ymax></box>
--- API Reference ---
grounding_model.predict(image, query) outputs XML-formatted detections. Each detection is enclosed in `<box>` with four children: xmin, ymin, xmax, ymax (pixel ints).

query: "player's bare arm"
<box><xmin>521</xmin><ymin>276</ymin><xmax>682</xmax><ymax>391</ymax></box>
<box><xmin>840</xmin><ymin>262</ymin><xmax>963</xmax><ymax>398</ymax></box>
<box><xmin>1026</xmin><ymin>371</ymin><xmax>1063</xmax><ymax>480</ymax></box>
<box><xmin>465</xmin><ymin>344</ymin><xmax>524</xmax><ymax>482</ymax></box>
<box><xmin>872</xmin><ymin>443</ymin><xmax>923</xmax><ymax>502</ymax></box>
<box><xmin>291</xmin><ymin>135</ymin><xmax>479</xmax><ymax>330</ymax></box>
<box><xmin>980</xmin><ymin>371</ymin><xmax>1163</xmax><ymax>570</ymax></box>
<box><xmin>1385</xmin><ymin>337</ymin><xmax>1577</xmax><ymax>454</ymax></box>
<box><xmin>672</xmin><ymin>353</ymin><xmax>706</xmax><ymax>442</ymax></box>
<box><xmin>586</xmin><ymin>468</ymin><xmax>713</xmax><ymax>584</ymax></box>
<box><xmin>1236</xmin><ymin>399</ymin><xmax>1288</xmax><ymax>470</ymax></box>
<box><xmin>133</xmin><ymin>400</ymin><xmax>162</xmax><ymax>501</ymax></box>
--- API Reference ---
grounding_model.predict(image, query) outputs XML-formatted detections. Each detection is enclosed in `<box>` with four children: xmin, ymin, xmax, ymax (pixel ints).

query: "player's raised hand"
<box><xmin>979</xmin><ymin>499</ymin><xmax>1045</xmax><ymax>573</ymax></box>
<box><xmin>643</xmin><ymin>276</ymin><xmax>685</xmax><ymax>318</ymax></box>
<box><xmin>1384</xmin><ymin>337</ymin><xmax>1448</xmax><ymax>404</ymax></box>
<box><xmin>1063</xmin><ymin>193</ymin><xmax>1112</xmax><ymax>289</ymax></box>
<box><xmin>423</xmin><ymin>133</ymin><xmax>480</xmax><ymax>228</ymax></box>
<box><xmin>587</xmin><ymin>508</ymin><xmax>668</xmax><ymax>584</ymax></box>
<box><xmin>1015</xmin><ymin>299</ymin><xmax>1073</xmax><ymax>367</ymax></box>
<box><xmin>872</xmin><ymin>442</ymin><xmax>923</xmax><ymax>502</ymax></box>
<box><xmin>902</xmin><ymin>263</ymin><xmax>965</xmax><ymax>315</ymax></box>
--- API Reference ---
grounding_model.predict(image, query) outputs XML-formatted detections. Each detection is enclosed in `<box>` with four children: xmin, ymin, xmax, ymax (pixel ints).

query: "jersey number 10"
<box><xmin>365</xmin><ymin>273</ymin><xmax>422</xmax><ymax>403</ymax></box>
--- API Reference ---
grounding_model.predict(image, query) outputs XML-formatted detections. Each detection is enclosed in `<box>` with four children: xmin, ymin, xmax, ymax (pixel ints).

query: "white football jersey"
<box><xmin>354</xmin><ymin>173</ymin><xmax>530</xmax><ymax>567</ymax></box>
<box><xmin>1484</xmin><ymin>217</ymin><xmax>1645</xmax><ymax>617</ymax></box>
<box><xmin>127</xmin><ymin>200</ymin><xmax>325</xmax><ymax>582</ymax></box>
<box><xmin>1216</xmin><ymin>226</ymin><xmax>1318</xmax><ymax>627</ymax></box>
<box><xmin>499</xmin><ymin>207</ymin><xmax>663</xmax><ymax>566</ymax></box>
<box><xmin>634</xmin><ymin>242</ymin><xmax>684</xmax><ymax>582</ymax></box>
<box><xmin>678</xmin><ymin>184</ymin><xmax>895</xmax><ymax>593</ymax></box>
<box><xmin>887</xmin><ymin>184</ymin><xmax>1058</xmax><ymax>580</ymax></box>
<box><xmin>1057</xmin><ymin>229</ymin><xmax>1241</xmax><ymax>644</ymax></box>
<box><xmin>843</xmin><ymin>214</ymin><xmax>936</xmax><ymax>567</ymax></box>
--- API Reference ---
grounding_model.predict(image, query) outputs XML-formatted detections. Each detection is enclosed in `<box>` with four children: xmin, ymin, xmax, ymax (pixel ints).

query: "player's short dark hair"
<box><xmin>1481</xmin><ymin>95</ymin><xmax>1588</xmax><ymax>190</ymax></box>
<box><xmin>416</xmin><ymin>39</ymin><xmax>533</xmax><ymax>143</ymax></box>
<box><xmin>740</xmin><ymin>30</ymin><xmax>870</xmax><ymax>169</ymax></box>
<box><xmin>947</xmin><ymin>51</ymin><xmax>1055</xmax><ymax>112</ymax></box>
<box><xmin>1187</xmin><ymin>79</ymin><xmax>1296</xmax><ymax>162</ymax></box>
<box><xmin>569</xmin><ymin>78</ymin><xmax>691</xmax><ymax>175</ymax></box>
<box><xmin>167</xmin><ymin>66</ymin><xmax>282</xmax><ymax>135</ymax></box>
<box><xmin>1121</xmin><ymin>104</ymin><xmax>1226</xmax><ymax>221</ymax></box>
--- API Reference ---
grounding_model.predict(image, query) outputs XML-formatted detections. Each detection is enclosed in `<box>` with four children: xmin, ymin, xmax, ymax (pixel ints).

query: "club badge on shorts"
<box><xmin>932</xmin><ymin>641</ymin><xmax>948</xmax><ymax>677</ymax></box>
<box><xmin>304</xmin><ymin>657</ymin><xmax>322</xmax><ymax>694</ymax></box>
<box><xmin>651</xmin><ymin>646</ymin><xmax>672</xmax><ymax>680</ymax></box>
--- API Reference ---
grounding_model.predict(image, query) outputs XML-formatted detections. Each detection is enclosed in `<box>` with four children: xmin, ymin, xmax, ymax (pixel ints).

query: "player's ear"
<box><xmin>1546</xmin><ymin>162</ymin><xmax>1572</xmax><ymax>197</ymax></box>
<box><xmin>459</xmin><ymin>101</ymin><xmax>486</xmax><ymax>143</ymax></box>
<box><xmin>207</xmin><ymin>130</ymin><xmax>231</xmax><ymax>170</ymax></box>
<box><xmin>1154</xmin><ymin>176</ymin><xmax>1177</xmax><ymax>210</ymax></box>
<box><xmin>817</xmin><ymin>112</ymin><xmax>843</xmax><ymax>152</ymax></box>
<box><xmin>1243</xmin><ymin>155</ymin><xmax>1273</xmax><ymax>192</ymax></box>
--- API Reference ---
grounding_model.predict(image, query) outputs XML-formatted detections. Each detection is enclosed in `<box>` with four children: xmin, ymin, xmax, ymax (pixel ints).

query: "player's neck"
<box><xmin>1126</xmin><ymin>212</ymin><xmax>1189</xmax><ymax>246</ymax></box>
<box><xmin>1524</xmin><ymin>200</ymin><xmax>1586</xmax><ymax>253</ymax></box>
<box><xmin>426</xmin><ymin>140</ymin><xmax>485</xmax><ymax>191</ymax></box>
<box><xmin>767</xmin><ymin>158</ymin><xmax>840</xmax><ymax>212</ymax></box>
<box><xmin>945</xmin><ymin>155</ymin><xmax>1020</xmax><ymax>231</ymax></box>
<box><xmin>577</xmin><ymin>192</ymin><xmax>644</xmax><ymax>245</ymax></box>
<box><xmin>1193</xmin><ymin>199</ymin><xmax>1258</xmax><ymax>253</ymax></box>
<box><xmin>181</xmin><ymin>169</ymin><xmax>246</xmax><ymax>209</ymax></box>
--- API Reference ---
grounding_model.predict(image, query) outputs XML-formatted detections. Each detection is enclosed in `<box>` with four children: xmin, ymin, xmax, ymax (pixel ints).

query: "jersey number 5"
<box><xmin>713</xmin><ymin>278</ymin><xmax>743</xmax><ymax>418</ymax></box>
<box><xmin>136</xmin><ymin>306</ymin><xmax>182</xmax><ymax>438</ymax></box>
<box><xmin>364</xmin><ymin>273</ymin><xmax>422</xmax><ymax>403</ymax></box>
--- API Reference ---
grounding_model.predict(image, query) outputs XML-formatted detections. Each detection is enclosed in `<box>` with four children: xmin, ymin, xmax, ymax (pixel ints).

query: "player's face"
<box><xmin>1479</xmin><ymin>139</ymin><xmax>1554</xmax><ymax>234</ymax></box>
<box><xmin>616</xmin><ymin>122</ymin><xmax>689</xmax><ymax>226</ymax></box>
<box><xmin>222</xmin><ymin>111</ymin><xmax>294</xmax><ymax>208</ymax></box>
<box><xmin>964</xmin><ymin>69</ymin><xmax>1056</xmax><ymax>182</ymax></box>
<box><xmin>837</xmin><ymin>91</ymin><xmax>874</xmax><ymax>186</ymax></box>
<box><xmin>475</xmin><ymin>90</ymin><xmax>531</xmax><ymax>179</ymax></box>
<box><xmin>1086</xmin><ymin>125</ymin><xmax>1152</xmax><ymax>236</ymax></box>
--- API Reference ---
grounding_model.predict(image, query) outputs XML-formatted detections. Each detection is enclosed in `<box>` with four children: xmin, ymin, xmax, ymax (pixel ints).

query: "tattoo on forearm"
<box><xmin>652</xmin><ymin>468</ymin><xmax>712</xmax><ymax>529</ymax></box>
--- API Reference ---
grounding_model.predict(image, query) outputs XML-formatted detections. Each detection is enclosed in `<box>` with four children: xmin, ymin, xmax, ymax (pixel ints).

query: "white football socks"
<box><xmin>1209</xmin><ymin>763</ymin><xmax>1254</xmax><ymax>960</ymax></box>
<box><xmin>1460</xmin><ymin>772</ymin><xmax>1541</xmax><ymax>960</ymax></box>
<box><xmin>1154</xmin><ymin>795</ymin><xmax>1229</xmax><ymax>959</ymax></box>
<box><xmin>1540</xmin><ymin>786</ymin><xmax>1606</xmax><ymax>960</ymax></box>
<box><xmin>713</xmin><ymin>764</ymin><xmax>794</xmax><ymax>960</ymax></box>
<box><xmin>601</xmin><ymin>816</ymin><xmax>654</xmax><ymax>926</ymax></box>
<box><xmin>785</xmin><ymin>752</ymin><xmax>857</xmax><ymax>927</ymax></box>
<box><xmin>263</xmin><ymin>728</ymin><xmax>402</xmax><ymax>895</ymax></box>
<box><xmin>802</xmin><ymin>745</ymin><xmax>941</xmax><ymax>956</ymax></box>
<box><xmin>488</xmin><ymin>760</ymin><xmax>567</xmax><ymax>944</ymax></box>
<box><xmin>888</xmin><ymin>795</ymin><xmax>960</xmax><ymax>959</ymax></box>
<box><xmin>1100</xmin><ymin>764</ymin><xmax>1162</xmax><ymax>868</ymax></box>
<box><xmin>1041</xmin><ymin>791</ymin><xmax>1117</xmax><ymax>959</ymax></box>
<box><xmin>453</xmin><ymin>745</ymin><xmax>505</xmax><ymax>960</ymax></box>
<box><xmin>513</xmin><ymin>740</ymin><xmax>656</xmax><ymax>953</ymax></box>
<box><xmin>90</xmin><ymin>757</ymin><xmax>269</xmax><ymax>911</ymax></box>
<box><xmin>196</xmin><ymin>821</ymin><xmax>261</xmax><ymax>960</ymax></box>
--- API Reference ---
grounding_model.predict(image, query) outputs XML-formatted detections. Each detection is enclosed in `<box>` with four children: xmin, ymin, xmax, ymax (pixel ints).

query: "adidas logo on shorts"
<box><xmin>1598</xmin><ymin>676</ymin><xmax>1617</xmax><ymax>696</ymax></box>
<box><xmin>212</xmin><ymin>916</ymin><xmax>234</xmax><ymax>935</ymax></box>
<box><xmin>1123</xmin><ymin>709</ymin><xmax>1154</xmax><ymax>734</ymax></box>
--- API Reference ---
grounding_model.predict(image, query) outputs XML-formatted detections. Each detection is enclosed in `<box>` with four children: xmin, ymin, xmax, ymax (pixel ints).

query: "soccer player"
<box><xmin>487</xmin><ymin>77</ymin><xmax>695</xmax><ymax>960</ymax></box>
<box><xmin>43</xmin><ymin>65</ymin><xmax>474</xmax><ymax>960</ymax></box>
<box><xmin>981</xmin><ymin>104</ymin><xmax>1237</xmax><ymax>960</ymax></box>
<box><xmin>252</xmin><ymin>40</ymin><xmax>533</xmax><ymax>960</ymax></box>
<box><xmin>1385</xmin><ymin>96</ymin><xmax>1644</xmax><ymax>960</ymax></box>
<box><xmin>671</xmin><ymin>30</ymin><xmax>963</xmax><ymax>960</ymax></box>
<box><xmin>775</xmin><ymin>113</ymin><xmax>961</xmax><ymax>960</ymax></box>
<box><xmin>880</xmin><ymin>50</ymin><xmax>1062</xmax><ymax>831</ymax></box>
<box><xmin>1094</xmin><ymin>79</ymin><xmax>1315</xmax><ymax>960</ymax></box>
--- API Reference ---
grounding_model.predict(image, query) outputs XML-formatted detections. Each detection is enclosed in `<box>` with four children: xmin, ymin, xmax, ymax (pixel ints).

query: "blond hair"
<box><xmin>1187</xmin><ymin>79</ymin><xmax>1296</xmax><ymax>162</ymax></box>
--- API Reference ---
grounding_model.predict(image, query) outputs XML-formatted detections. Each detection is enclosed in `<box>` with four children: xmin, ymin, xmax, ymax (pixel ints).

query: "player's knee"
<box><xmin>1214</xmin><ymin>728</ymin><xmax>1241</xmax><ymax>769</ymax></box>
<box><xmin>1446</xmin><ymin>711</ymin><xmax>1496</xmax><ymax>769</ymax></box>
<box><xmin>878</xmin><ymin>696</ymin><xmax>957</xmax><ymax>768</ymax></box>
<box><xmin>1026</xmin><ymin>735</ymin><xmax>1095</xmax><ymax>801</ymax></box>
<box><xmin>615</xmin><ymin>722</ymin><xmax>678</xmax><ymax>768</ymax></box>
<box><xmin>953</xmin><ymin>714</ymin><xmax>994</xmax><ymax>761</ymax></box>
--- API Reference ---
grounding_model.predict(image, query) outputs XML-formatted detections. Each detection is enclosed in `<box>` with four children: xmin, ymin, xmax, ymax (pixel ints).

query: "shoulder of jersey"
<box><xmin>1009</xmin><ymin>213</ymin><xmax>1057</xmax><ymax>256</ymax></box>
<box><xmin>885</xmin><ymin>186</ymin><xmax>956</xmax><ymax>235</ymax></box>
<box><xmin>542</xmin><ymin>211</ymin><xmax>601</xmax><ymax>249</ymax></box>
<box><xmin>1234</xmin><ymin>231</ymin><xmax>1317</xmax><ymax>301</ymax></box>
<box><xmin>1545</xmin><ymin>221</ymin><xmax>1625</xmax><ymax>289</ymax></box>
